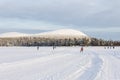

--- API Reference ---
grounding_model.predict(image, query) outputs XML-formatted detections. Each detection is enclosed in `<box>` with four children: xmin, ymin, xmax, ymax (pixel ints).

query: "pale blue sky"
<box><xmin>0</xmin><ymin>0</ymin><xmax>120</xmax><ymax>40</ymax></box>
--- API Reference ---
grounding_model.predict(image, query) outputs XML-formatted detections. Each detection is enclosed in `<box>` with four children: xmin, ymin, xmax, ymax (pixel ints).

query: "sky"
<box><xmin>0</xmin><ymin>0</ymin><xmax>120</xmax><ymax>40</ymax></box>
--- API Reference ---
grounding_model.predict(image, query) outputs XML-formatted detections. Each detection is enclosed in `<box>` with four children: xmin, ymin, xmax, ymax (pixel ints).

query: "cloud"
<box><xmin>0</xmin><ymin>18</ymin><xmax>71</xmax><ymax>30</ymax></box>
<box><xmin>1</xmin><ymin>0</ymin><xmax>119</xmax><ymax>27</ymax></box>
<box><xmin>0</xmin><ymin>0</ymin><xmax>120</xmax><ymax>35</ymax></box>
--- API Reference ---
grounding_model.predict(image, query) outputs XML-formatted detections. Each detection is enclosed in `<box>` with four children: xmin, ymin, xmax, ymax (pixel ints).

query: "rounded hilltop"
<box><xmin>0</xmin><ymin>29</ymin><xmax>90</xmax><ymax>40</ymax></box>
<box><xmin>37</xmin><ymin>29</ymin><xmax>90</xmax><ymax>39</ymax></box>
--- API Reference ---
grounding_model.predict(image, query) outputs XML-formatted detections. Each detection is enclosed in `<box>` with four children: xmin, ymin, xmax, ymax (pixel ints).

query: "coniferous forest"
<box><xmin>0</xmin><ymin>37</ymin><xmax>119</xmax><ymax>46</ymax></box>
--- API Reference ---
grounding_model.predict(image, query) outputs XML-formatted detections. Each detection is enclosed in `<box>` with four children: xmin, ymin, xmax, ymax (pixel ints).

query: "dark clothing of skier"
<box><xmin>113</xmin><ymin>46</ymin><xmax>115</xmax><ymax>49</ymax></box>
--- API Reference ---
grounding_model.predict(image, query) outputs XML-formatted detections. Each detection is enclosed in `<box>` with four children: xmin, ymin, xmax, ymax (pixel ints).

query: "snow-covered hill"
<box><xmin>36</xmin><ymin>29</ymin><xmax>89</xmax><ymax>39</ymax></box>
<box><xmin>0</xmin><ymin>32</ymin><xmax>29</xmax><ymax>38</ymax></box>
<box><xmin>0</xmin><ymin>29</ymin><xmax>90</xmax><ymax>39</ymax></box>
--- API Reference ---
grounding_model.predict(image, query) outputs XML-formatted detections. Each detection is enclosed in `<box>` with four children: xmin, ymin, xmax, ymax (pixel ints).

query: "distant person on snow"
<box><xmin>104</xmin><ymin>47</ymin><xmax>106</xmax><ymax>49</ymax></box>
<box><xmin>53</xmin><ymin>46</ymin><xmax>56</xmax><ymax>50</ymax></box>
<box><xmin>80</xmin><ymin>46</ymin><xmax>84</xmax><ymax>53</ymax></box>
<box><xmin>37</xmin><ymin>46</ymin><xmax>39</xmax><ymax>50</ymax></box>
<box><xmin>113</xmin><ymin>46</ymin><xmax>115</xmax><ymax>49</ymax></box>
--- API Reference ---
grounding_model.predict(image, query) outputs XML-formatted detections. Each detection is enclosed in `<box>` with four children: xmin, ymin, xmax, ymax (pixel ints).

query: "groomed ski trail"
<box><xmin>0</xmin><ymin>47</ymin><xmax>120</xmax><ymax>80</ymax></box>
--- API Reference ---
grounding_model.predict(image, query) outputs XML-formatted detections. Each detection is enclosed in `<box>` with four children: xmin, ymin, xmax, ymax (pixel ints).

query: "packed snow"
<box><xmin>0</xmin><ymin>46</ymin><xmax>120</xmax><ymax>80</ymax></box>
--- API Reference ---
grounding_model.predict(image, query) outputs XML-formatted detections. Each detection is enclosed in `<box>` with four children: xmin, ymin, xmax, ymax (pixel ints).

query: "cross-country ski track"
<box><xmin>0</xmin><ymin>47</ymin><xmax>120</xmax><ymax>80</ymax></box>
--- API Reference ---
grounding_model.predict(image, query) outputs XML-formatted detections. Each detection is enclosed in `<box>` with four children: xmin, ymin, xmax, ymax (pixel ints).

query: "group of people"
<box><xmin>104</xmin><ymin>46</ymin><xmax>115</xmax><ymax>49</ymax></box>
<box><xmin>37</xmin><ymin>46</ymin><xmax>84</xmax><ymax>53</ymax></box>
<box><xmin>37</xmin><ymin>46</ymin><xmax>56</xmax><ymax>50</ymax></box>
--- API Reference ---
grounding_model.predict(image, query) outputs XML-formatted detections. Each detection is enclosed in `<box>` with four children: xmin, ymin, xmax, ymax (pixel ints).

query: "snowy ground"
<box><xmin>0</xmin><ymin>46</ymin><xmax>120</xmax><ymax>80</ymax></box>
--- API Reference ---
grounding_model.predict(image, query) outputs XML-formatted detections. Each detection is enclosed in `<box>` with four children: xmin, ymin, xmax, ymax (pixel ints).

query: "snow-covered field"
<box><xmin>0</xmin><ymin>47</ymin><xmax>120</xmax><ymax>80</ymax></box>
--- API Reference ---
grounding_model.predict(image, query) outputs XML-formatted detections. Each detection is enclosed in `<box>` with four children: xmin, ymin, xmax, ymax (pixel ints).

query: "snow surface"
<box><xmin>0</xmin><ymin>47</ymin><xmax>120</xmax><ymax>80</ymax></box>
<box><xmin>0</xmin><ymin>29</ymin><xmax>89</xmax><ymax>39</ymax></box>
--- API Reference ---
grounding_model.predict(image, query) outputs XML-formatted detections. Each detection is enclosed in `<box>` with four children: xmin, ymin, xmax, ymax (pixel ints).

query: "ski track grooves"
<box><xmin>78</xmin><ymin>51</ymin><xmax>103</xmax><ymax>80</ymax></box>
<box><xmin>1</xmin><ymin>47</ymin><xmax>120</xmax><ymax>80</ymax></box>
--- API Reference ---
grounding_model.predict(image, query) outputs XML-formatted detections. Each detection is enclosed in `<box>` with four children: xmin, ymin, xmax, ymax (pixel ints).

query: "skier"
<box><xmin>80</xmin><ymin>46</ymin><xmax>84</xmax><ymax>53</ymax></box>
<box><xmin>113</xmin><ymin>46</ymin><xmax>115</xmax><ymax>49</ymax></box>
<box><xmin>104</xmin><ymin>47</ymin><xmax>106</xmax><ymax>49</ymax></box>
<box><xmin>53</xmin><ymin>45</ymin><xmax>56</xmax><ymax>50</ymax></box>
<box><xmin>53</xmin><ymin>42</ymin><xmax>56</xmax><ymax>50</ymax></box>
<box><xmin>37</xmin><ymin>46</ymin><xmax>39</xmax><ymax>50</ymax></box>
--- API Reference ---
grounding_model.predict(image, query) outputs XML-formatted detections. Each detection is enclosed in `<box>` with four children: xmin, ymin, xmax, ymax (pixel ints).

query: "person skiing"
<box><xmin>80</xmin><ymin>46</ymin><xmax>84</xmax><ymax>53</ymax></box>
<box><xmin>53</xmin><ymin>42</ymin><xmax>56</xmax><ymax>50</ymax></box>
<box><xmin>53</xmin><ymin>45</ymin><xmax>56</xmax><ymax>50</ymax></box>
<box><xmin>37</xmin><ymin>46</ymin><xmax>39</xmax><ymax>50</ymax></box>
<box><xmin>113</xmin><ymin>46</ymin><xmax>115</xmax><ymax>49</ymax></box>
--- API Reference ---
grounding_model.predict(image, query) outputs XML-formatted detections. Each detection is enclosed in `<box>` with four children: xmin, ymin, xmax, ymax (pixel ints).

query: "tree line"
<box><xmin>0</xmin><ymin>37</ymin><xmax>119</xmax><ymax>46</ymax></box>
